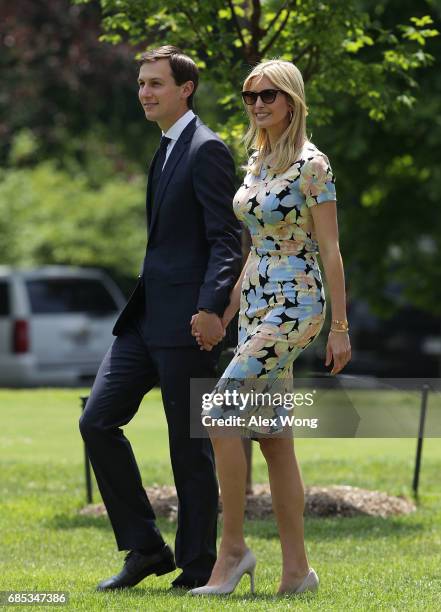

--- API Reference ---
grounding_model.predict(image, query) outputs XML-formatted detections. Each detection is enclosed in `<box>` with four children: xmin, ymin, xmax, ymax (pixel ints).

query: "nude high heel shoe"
<box><xmin>282</xmin><ymin>568</ymin><xmax>319</xmax><ymax>594</ymax></box>
<box><xmin>188</xmin><ymin>549</ymin><xmax>256</xmax><ymax>595</ymax></box>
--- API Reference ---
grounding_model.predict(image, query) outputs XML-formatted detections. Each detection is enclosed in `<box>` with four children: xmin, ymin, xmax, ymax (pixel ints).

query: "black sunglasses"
<box><xmin>241</xmin><ymin>89</ymin><xmax>282</xmax><ymax>105</ymax></box>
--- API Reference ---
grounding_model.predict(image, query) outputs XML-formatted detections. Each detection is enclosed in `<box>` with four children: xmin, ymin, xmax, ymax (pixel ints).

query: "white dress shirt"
<box><xmin>161</xmin><ymin>109</ymin><xmax>196</xmax><ymax>169</ymax></box>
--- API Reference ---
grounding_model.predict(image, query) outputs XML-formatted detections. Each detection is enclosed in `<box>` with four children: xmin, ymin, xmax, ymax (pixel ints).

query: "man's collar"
<box><xmin>163</xmin><ymin>110</ymin><xmax>196</xmax><ymax>142</ymax></box>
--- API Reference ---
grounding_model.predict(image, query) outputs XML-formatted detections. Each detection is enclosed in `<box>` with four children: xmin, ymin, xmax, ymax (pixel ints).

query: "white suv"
<box><xmin>0</xmin><ymin>266</ymin><xmax>126</xmax><ymax>387</ymax></box>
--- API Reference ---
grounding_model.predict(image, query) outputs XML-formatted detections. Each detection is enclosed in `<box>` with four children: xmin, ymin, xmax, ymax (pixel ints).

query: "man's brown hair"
<box><xmin>138</xmin><ymin>45</ymin><xmax>199</xmax><ymax>110</ymax></box>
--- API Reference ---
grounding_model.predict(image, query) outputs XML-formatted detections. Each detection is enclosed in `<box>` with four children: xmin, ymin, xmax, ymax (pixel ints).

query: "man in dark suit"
<box><xmin>79</xmin><ymin>45</ymin><xmax>242</xmax><ymax>590</ymax></box>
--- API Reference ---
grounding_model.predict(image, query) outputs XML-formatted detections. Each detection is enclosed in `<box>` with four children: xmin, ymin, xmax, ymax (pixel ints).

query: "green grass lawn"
<box><xmin>0</xmin><ymin>388</ymin><xmax>440</xmax><ymax>610</ymax></box>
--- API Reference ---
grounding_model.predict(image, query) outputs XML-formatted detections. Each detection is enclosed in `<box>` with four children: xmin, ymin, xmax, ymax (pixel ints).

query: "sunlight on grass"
<box><xmin>0</xmin><ymin>389</ymin><xmax>440</xmax><ymax>609</ymax></box>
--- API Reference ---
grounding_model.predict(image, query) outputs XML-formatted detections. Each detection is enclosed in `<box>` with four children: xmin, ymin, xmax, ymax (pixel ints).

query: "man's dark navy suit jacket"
<box><xmin>113</xmin><ymin>115</ymin><xmax>243</xmax><ymax>346</ymax></box>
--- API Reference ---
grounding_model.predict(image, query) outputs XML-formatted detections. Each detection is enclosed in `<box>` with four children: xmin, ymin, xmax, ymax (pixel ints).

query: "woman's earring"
<box><xmin>289</xmin><ymin>110</ymin><xmax>294</xmax><ymax>122</ymax></box>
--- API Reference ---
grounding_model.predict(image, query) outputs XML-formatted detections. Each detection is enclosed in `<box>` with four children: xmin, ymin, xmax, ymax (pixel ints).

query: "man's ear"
<box><xmin>182</xmin><ymin>80</ymin><xmax>194</xmax><ymax>101</ymax></box>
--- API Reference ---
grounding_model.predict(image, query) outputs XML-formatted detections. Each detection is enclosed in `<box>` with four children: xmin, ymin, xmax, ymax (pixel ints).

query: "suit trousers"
<box><xmin>79</xmin><ymin>312</ymin><xmax>219</xmax><ymax>576</ymax></box>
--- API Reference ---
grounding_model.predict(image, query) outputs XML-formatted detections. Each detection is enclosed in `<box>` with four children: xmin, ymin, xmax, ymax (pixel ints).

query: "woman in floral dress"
<box><xmin>190</xmin><ymin>59</ymin><xmax>351</xmax><ymax>596</ymax></box>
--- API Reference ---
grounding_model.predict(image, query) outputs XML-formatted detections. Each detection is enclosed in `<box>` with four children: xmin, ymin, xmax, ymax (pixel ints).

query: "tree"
<box><xmin>3</xmin><ymin>0</ymin><xmax>439</xmax><ymax>315</ymax></box>
<box><xmin>317</xmin><ymin>0</ymin><xmax>441</xmax><ymax>316</ymax></box>
<box><xmin>0</xmin><ymin>0</ymin><xmax>148</xmax><ymax>166</ymax></box>
<box><xmin>73</xmin><ymin>0</ymin><xmax>440</xmax><ymax>315</ymax></box>
<box><xmin>74</xmin><ymin>0</ymin><xmax>438</xmax><ymax>153</ymax></box>
<box><xmin>0</xmin><ymin>134</ymin><xmax>145</xmax><ymax>292</ymax></box>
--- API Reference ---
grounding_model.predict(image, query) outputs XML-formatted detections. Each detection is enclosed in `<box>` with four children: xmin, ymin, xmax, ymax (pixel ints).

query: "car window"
<box><xmin>25</xmin><ymin>278</ymin><xmax>118</xmax><ymax>314</ymax></box>
<box><xmin>0</xmin><ymin>281</ymin><xmax>10</xmax><ymax>316</ymax></box>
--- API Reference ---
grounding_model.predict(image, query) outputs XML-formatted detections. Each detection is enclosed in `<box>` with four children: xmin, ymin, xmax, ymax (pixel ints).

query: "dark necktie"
<box><xmin>151</xmin><ymin>136</ymin><xmax>171</xmax><ymax>208</ymax></box>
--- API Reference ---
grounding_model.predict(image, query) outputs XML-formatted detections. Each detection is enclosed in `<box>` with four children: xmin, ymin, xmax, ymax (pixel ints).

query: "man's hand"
<box><xmin>190</xmin><ymin>311</ymin><xmax>225</xmax><ymax>351</ymax></box>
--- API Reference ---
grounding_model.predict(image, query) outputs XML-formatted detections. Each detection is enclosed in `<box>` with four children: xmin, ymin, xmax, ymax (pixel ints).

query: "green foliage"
<box><xmin>74</xmin><ymin>0</ymin><xmax>438</xmax><ymax>152</ymax></box>
<box><xmin>316</xmin><ymin>0</ymin><xmax>441</xmax><ymax>317</ymax></box>
<box><xmin>8</xmin><ymin>129</ymin><xmax>40</xmax><ymax>165</ymax></box>
<box><xmin>2</xmin><ymin>0</ymin><xmax>439</xmax><ymax>315</ymax></box>
<box><xmin>0</xmin><ymin>153</ymin><xmax>145</xmax><ymax>282</ymax></box>
<box><xmin>0</xmin><ymin>0</ymin><xmax>146</xmax><ymax>166</ymax></box>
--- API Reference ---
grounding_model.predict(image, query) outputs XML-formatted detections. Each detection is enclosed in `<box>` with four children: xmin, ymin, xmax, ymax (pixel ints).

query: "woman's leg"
<box><xmin>259</xmin><ymin>437</ymin><xmax>310</xmax><ymax>592</ymax></box>
<box><xmin>205</xmin><ymin>434</ymin><xmax>248</xmax><ymax>585</ymax></box>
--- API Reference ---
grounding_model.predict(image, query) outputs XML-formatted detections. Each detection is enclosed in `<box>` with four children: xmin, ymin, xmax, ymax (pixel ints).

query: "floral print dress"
<box><xmin>207</xmin><ymin>141</ymin><xmax>337</xmax><ymax>434</ymax></box>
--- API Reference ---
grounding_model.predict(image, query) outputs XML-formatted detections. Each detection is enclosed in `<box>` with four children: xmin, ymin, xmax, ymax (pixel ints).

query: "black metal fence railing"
<box><xmin>80</xmin><ymin>396</ymin><xmax>93</xmax><ymax>504</ymax></box>
<box><xmin>79</xmin><ymin>383</ymin><xmax>433</xmax><ymax>505</ymax></box>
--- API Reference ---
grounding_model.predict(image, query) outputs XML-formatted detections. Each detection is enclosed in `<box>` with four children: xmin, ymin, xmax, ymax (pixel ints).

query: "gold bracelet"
<box><xmin>331</xmin><ymin>319</ymin><xmax>349</xmax><ymax>331</ymax></box>
<box><xmin>330</xmin><ymin>327</ymin><xmax>349</xmax><ymax>333</ymax></box>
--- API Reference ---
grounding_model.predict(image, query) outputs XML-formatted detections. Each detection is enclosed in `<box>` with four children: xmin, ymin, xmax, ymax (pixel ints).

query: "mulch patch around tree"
<box><xmin>79</xmin><ymin>484</ymin><xmax>416</xmax><ymax>520</ymax></box>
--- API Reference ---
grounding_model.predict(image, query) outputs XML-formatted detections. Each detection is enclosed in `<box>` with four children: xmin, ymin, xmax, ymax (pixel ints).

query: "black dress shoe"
<box><xmin>96</xmin><ymin>544</ymin><xmax>176</xmax><ymax>591</ymax></box>
<box><xmin>170</xmin><ymin>573</ymin><xmax>210</xmax><ymax>590</ymax></box>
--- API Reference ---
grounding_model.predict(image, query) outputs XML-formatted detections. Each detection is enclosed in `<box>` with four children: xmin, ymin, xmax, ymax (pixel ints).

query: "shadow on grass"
<box><xmin>95</xmin><ymin>584</ymin><xmax>317</xmax><ymax>602</ymax></box>
<box><xmin>49</xmin><ymin>513</ymin><xmax>178</xmax><ymax>537</ymax></box>
<box><xmin>49</xmin><ymin>512</ymin><xmax>424</xmax><ymax>544</ymax></box>
<box><xmin>49</xmin><ymin>513</ymin><xmax>112</xmax><ymax>530</ymax></box>
<box><xmin>245</xmin><ymin>515</ymin><xmax>425</xmax><ymax>542</ymax></box>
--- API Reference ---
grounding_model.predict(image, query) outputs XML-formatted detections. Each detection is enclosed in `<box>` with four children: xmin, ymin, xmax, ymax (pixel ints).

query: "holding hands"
<box><xmin>191</xmin><ymin>285</ymin><xmax>241</xmax><ymax>350</ymax></box>
<box><xmin>191</xmin><ymin>303</ymin><xmax>351</xmax><ymax>377</ymax></box>
<box><xmin>191</xmin><ymin>310</ymin><xmax>225</xmax><ymax>351</ymax></box>
<box><xmin>191</xmin><ymin>284</ymin><xmax>241</xmax><ymax>350</ymax></box>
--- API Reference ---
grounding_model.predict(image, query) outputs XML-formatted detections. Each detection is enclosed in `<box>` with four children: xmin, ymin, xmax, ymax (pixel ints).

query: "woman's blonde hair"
<box><xmin>242</xmin><ymin>59</ymin><xmax>309</xmax><ymax>175</ymax></box>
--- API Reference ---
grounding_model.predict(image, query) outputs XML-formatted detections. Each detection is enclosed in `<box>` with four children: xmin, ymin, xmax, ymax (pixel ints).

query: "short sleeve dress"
<box><xmin>205</xmin><ymin>141</ymin><xmax>337</xmax><ymax>434</ymax></box>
